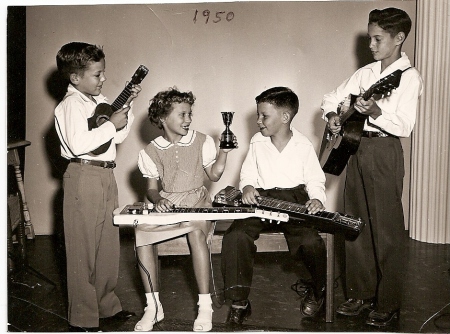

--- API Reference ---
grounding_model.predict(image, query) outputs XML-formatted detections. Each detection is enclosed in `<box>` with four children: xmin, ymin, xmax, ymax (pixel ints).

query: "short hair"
<box><xmin>56</xmin><ymin>42</ymin><xmax>105</xmax><ymax>81</ymax></box>
<box><xmin>369</xmin><ymin>8</ymin><xmax>412</xmax><ymax>39</ymax></box>
<box><xmin>148</xmin><ymin>87</ymin><xmax>196</xmax><ymax>129</ymax></box>
<box><xmin>255</xmin><ymin>87</ymin><xmax>299</xmax><ymax>117</ymax></box>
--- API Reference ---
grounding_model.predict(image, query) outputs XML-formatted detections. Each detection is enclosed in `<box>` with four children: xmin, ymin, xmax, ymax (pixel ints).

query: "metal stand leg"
<box><xmin>325</xmin><ymin>234</ymin><xmax>335</xmax><ymax>323</ymax></box>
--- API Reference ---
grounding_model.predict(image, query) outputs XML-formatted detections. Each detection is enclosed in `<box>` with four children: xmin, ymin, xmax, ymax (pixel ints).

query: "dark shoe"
<box><xmin>227</xmin><ymin>300</ymin><xmax>252</xmax><ymax>325</ymax></box>
<box><xmin>105</xmin><ymin>310</ymin><xmax>136</xmax><ymax>321</ymax></box>
<box><xmin>366</xmin><ymin>309</ymin><xmax>399</xmax><ymax>327</ymax></box>
<box><xmin>68</xmin><ymin>325</ymin><xmax>100</xmax><ymax>332</ymax></box>
<box><xmin>336</xmin><ymin>298</ymin><xmax>375</xmax><ymax>316</ymax></box>
<box><xmin>300</xmin><ymin>288</ymin><xmax>324</xmax><ymax>317</ymax></box>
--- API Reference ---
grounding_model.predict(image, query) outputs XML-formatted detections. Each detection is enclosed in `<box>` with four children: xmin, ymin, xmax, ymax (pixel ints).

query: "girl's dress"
<box><xmin>135</xmin><ymin>130</ymin><xmax>217</xmax><ymax>246</ymax></box>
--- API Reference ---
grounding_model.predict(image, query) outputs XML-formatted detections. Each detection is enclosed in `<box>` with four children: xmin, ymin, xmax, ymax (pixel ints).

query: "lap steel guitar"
<box><xmin>213</xmin><ymin>186</ymin><xmax>365</xmax><ymax>241</ymax></box>
<box><xmin>113</xmin><ymin>202</ymin><xmax>289</xmax><ymax>227</ymax></box>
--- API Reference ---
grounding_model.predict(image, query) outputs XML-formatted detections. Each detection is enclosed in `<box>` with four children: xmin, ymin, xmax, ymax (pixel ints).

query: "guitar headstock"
<box><xmin>130</xmin><ymin>65</ymin><xmax>149</xmax><ymax>85</ymax></box>
<box><xmin>255</xmin><ymin>208</ymin><xmax>289</xmax><ymax>222</ymax></box>
<box><xmin>363</xmin><ymin>69</ymin><xmax>403</xmax><ymax>100</ymax></box>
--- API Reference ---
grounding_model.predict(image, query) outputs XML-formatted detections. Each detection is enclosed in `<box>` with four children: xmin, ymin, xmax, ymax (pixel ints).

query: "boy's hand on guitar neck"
<box><xmin>109</xmin><ymin>83</ymin><xmax>142</xmax><ymax>130</ymax></box>
<box><xmin>354</xmin><ymin>96</ymin><xmax>382</xmax><ymax>119</ymax></box>
<box><xmin>242</xmin><ymin>185</ymin><xmax>260</xmax><ymax>206</ymax></box>
<box><xmin>305</xmin><ymin>199</ymin><xmax>325</xmax><ymax>215</ymax></box>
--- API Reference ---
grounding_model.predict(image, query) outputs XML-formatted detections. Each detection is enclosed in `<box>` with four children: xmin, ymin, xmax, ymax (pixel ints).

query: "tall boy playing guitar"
<box><xmin>320</xmin><ymin>8</ymin><xmax>423</xmax><ymax>327</ymax></box>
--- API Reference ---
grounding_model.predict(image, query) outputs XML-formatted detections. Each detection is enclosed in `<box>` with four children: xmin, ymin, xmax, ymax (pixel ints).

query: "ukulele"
<box><xmin>319</xmin><ymin>68</ymin><xmax>406</xmax><ymax>176</ymax></box>
<box><xmin>88</xmin><ymin>65</ymin><xmax>149</xmax><ymax>155</ymax></box>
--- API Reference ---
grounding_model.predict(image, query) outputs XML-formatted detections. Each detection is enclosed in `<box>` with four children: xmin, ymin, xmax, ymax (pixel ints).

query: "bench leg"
<box><xmin>325</xmin><ymin>234</ymin><xmax>335</xmax><ymax>323</ymax></box>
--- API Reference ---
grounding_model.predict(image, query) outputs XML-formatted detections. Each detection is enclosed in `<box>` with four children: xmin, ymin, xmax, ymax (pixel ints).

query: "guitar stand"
<box><xmin>7</xmin><ymin>204</ymin><xmax>56</xmax><ymax>288</ymax></box>
<box><xmin>8</xmin><ymin>252</ymin><xmax>57</xmax><ymax>288</ymax></box>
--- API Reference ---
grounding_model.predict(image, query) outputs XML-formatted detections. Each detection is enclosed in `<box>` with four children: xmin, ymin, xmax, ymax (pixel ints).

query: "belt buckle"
<box><xmin>378</xmin><ymin>132</ymin><xmax>388</xmax><ymax>138</ymax></box>
<box><xmin>103</xmin><ymin>161</ymin><xmax>116</xmax><ymax>169</ymax></box>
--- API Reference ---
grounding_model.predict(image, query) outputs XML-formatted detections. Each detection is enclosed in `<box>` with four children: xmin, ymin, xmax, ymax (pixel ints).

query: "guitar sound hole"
<box><xmin>96</xmin><ymin>114</ymin><xmax>110</xmax><ymax>127</ymax></box>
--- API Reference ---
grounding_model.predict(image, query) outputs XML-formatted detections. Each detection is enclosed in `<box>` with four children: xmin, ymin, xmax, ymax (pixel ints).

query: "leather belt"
<box><xmin>362</xmin><ymin>131</ymin><xmax>391</xmax><ymax>138</ymax></box>
<box><xmin>70</xmin><ymin>158</ymin><xmax>116</xmax><ymax>169</ymax></box>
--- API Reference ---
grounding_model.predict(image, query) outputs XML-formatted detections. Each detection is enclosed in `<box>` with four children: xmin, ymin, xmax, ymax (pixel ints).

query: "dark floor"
<box><xmin>7</xmin><ymin>229</ymin><xmax>450</xmax><ymax>333</ymax></box>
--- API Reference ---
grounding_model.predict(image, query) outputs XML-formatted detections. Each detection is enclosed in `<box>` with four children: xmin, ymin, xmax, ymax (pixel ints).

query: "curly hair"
<box><xmin>148</xmin><ymin>87</ymin><xmax>196</xmax><ymax>129</ymax></box>
<box><xmin>56</xmin><ymin>42</ymin><xmax>105</xmax><ymax>81</ymax></box>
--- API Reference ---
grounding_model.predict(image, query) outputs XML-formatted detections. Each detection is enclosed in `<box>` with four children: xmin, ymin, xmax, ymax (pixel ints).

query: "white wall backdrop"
<box><xmin>24</xmin><ymin>1</ymin><xmax>416</xmax><ymax>235</ymax></box>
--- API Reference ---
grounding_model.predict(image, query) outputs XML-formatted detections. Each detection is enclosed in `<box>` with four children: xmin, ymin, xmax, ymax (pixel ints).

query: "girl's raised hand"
<box><xmin>220</xmin><ymin>135</ymin><xmax>238</xmax><ymax>153</ymax></box>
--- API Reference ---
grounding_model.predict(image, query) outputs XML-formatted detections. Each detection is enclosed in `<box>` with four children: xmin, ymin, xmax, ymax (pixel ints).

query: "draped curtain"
<box><xmin>409</xmin><ymin>0</ymin><xmax>450</xmax><ymax>243</ymax></box>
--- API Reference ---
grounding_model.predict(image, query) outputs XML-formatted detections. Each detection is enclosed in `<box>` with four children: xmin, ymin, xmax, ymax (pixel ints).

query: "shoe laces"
<box><xmin>291</xmin><ymin>278</ymin><xmax>313</xmax><ymax>299</ymax></box>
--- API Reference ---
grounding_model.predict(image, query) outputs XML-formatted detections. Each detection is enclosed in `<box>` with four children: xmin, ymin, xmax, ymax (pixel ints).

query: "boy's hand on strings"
<box><xmin>154</xmin><ymin>198</ymin><xmax>175</xmax><ymax>212</ymax></box>
<box><xmin>326</xmin><ymin>112</ymin><xmax>341</xmax><ymax>135</ymax></box>
<box><xmin>305</xmin><ymin>199</ymin><xmax>324</xmax><ymax>214</ymax></box>
<box><xmin>109</xmin><ymin>108</ymin><xmax>129</xmax><ymax>129</ymax></box>
<box><xmin>354</xmin><ymin>96</ymin><xmax>382</xmax><ymax>119</ymax></box>
<box><xmin>242</xmin><ymin>185</ymin><xmax>260</xmax><ymax>206</ymax></box>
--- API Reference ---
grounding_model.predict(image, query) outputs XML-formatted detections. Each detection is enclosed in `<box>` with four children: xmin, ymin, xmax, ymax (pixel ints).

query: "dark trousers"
<box><xmin>221</xmin><ymin>186</ymin><xmax>327</xmax><ymax>302</ymax></box>
<box><xmin>344</xmin><ymin>137</ymin><xmax>405</xmax><ymax>312</ymax></box>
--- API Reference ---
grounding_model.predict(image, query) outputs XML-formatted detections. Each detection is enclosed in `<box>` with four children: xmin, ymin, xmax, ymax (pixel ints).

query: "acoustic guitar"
<box><xmin>319</xmin><ymin>68</ymin><xmax>406</xmax><ymax>176</ymax></box>
<box><xmin>88</xmin><ymin>65</ymin><xmax>149</xmax><ymax>155</ymax></box>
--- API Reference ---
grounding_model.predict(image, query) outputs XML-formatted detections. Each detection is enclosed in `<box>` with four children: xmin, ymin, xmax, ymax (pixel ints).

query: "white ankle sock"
<box><xmin>146</xmin><ymin>292</ymin><xmax>161</xmax><ymax>307</ymax></box>
<box><xmin>197</xmin><ymin>293</ymin><xmax>212</xmax><ymax>307</ymax></box>
<box><xmin>194</xmin><ymin>294</ymin><xmax>213</xmax><ymax>332</ymax></box>
<box><xmin>134</xmin><ymin>292</ymin><xmax>164</xmax><ymax>332</ymax></box>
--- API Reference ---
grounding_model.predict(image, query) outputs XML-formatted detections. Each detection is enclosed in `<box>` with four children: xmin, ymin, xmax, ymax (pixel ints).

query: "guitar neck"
<box><xmin>110</xmin><ymin>82</ymin><xmax>134</xmax><ymax>112</ymax></box>
<box><xmin>113</xmin><ymin>205</ymin><xmax>288</xmax><ymax>226</ymax></box>
<box><xmin>257</xmin><ymin>196</ymin><xmax>339</xmax><ymax>222</ymax></box>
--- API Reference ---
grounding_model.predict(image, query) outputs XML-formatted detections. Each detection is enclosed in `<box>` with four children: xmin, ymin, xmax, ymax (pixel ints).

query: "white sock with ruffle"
<box><xmin>134</xmin><ymin>292</ymin><xmax>164</xmax><ymax>332</ymax></box>
<box><xmin>193</xmin><ymin>294</ymin><xmax>213</xmax><ymax>332</ymax></box>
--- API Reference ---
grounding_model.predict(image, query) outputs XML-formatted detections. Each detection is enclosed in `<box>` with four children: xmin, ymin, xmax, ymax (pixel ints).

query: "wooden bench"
<box><xmin>152</xmin><ymin>221</ymin><xmax>335</xmax><ymax>323</ymax></box>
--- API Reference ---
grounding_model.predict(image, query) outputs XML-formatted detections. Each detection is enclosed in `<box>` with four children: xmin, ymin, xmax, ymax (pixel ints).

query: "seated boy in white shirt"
<box><xmin>221</xmin><ymin>86</ymin><xmax>327</xmax><ymax>324</ymax></box>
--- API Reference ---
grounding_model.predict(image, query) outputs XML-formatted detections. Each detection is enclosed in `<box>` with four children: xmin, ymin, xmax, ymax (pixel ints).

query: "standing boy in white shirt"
<box><xmin>322</xmin><ymin>7</ymin><xmax>423</xmax><ymax>327</ymax></box>
<box><xmin>54</xmin><ymin>42</ymin><xmax>141</xmax><ymax>331</ymax></box>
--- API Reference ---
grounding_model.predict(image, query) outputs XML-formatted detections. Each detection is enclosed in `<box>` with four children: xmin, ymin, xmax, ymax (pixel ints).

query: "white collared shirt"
<box><xmin>321</xmin><ymin>52</ymin><xmax>423</xmax><ymax>137</ymax></box>
<box><xmin>239</xmin><ymin>127</ymin><xmax>326</xmax><ymax>205</ymax></box>
<box><xmin>54</xmin><ymin>84</ymin><xmax>135</xmax><ymax>161</ymax></box>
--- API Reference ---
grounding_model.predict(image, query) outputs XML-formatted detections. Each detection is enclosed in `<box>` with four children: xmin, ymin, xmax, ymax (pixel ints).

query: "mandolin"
<box><xmin>88</xmin><ymin>65</ymin><xmax>149</xmax><ymax>155</ymax></box>
<box><xmin>319</xmin><ymin>68</ymin><xmax>406</xmax><ymax>175</ymax></box>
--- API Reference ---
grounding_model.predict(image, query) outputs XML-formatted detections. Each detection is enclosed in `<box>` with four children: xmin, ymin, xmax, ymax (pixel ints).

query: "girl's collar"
<box><xmin>152</xmin><ymin>130</ymin><xmax>197</xmax><ymax>150</ymax></box>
